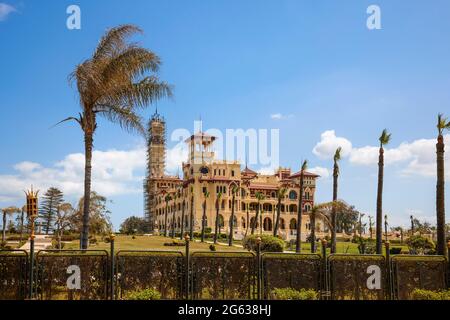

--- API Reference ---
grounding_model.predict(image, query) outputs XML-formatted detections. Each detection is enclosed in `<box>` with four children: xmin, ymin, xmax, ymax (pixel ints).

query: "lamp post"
<box><xmin>384</xmin><ymin>214</ymin><xmax>388</xmax><ymax>243</ymax></box>
<box><xmin>25</xmin><ymin>186</ymin><xmax>39</xmax><ymax>299</ymax></box>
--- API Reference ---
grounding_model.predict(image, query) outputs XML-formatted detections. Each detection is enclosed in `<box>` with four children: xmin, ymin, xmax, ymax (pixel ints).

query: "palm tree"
<box><xmin>201</xmin><ymin>191</ymin><xmax>210</xmax><ymax>242</ymax></box>
<box><xmin>436</xmin><ymin>114</ymin><xmax>450</xmax><ymax>256</ymax></box>
<box><xmin>368</xmin><ymin>215</ymin><xmax>374</xmax><ymax>239</ymax></box>
<box><xmin>244</xmin><ymin>202</ymin><xmax>250</xmax><ymax>238</ymax></box>
<box><xmin>1</xmin><ymin>207</ymin><xmax>20</xmax><ymax>243</ymax></box>
<box><xmin>171</xmin><ymin>193</ymin><xmax>177</xmax><ymax>239</ymax></box>
<box><xmin>214</xmin><ymin>192</ymin><xmax>222</xmax><ymax>244</ymax></box>
<box><xmin>331</xmin><ymin>147</ymin><xmax>342</xmax><ymax>253</ymax></box>
<box><xmin>273</xmin><ymin>188</ymin><xmax>287</xmax><ymax>237</ymax></box>
<box><xmin>19</xmin><ymin>205</ymin><xmax>26</xmax><ymax>244</ymax></box>
<box><xmin>296</xmin><ymin>160</ymin><xmax>308</xmax><ymax>253</ymax></box>
<box><xmin>58</xmin><ymin>25</ymin><xmax>172</xmax><ymax>249</ymax></box>
<box><xmin>164</xmin><ymin>194</ymin><xmax>172</xmax><ymax>237</ymax></box>
<box><xmin>309</xmin><ymin>206</ymin><xmax>318</xmax><ymax>253</ymax></box>
<box><xmin>229</xmin><ymin>185</ymin><xmax>239</xmax><ymax>246</ymax></box>
<box><xmin>376</xmin><ymin>129</ymin><xmax>391</xmax><ymax>254</ymax></box>
<box><xmin>251</xmin><ymin>192</ymin><xmax>265</xmax><ymax>235</ymax></box>
<box><xmin>180</xmin><ymin>198</ymin><xmax>186</xmax><ymax>240</ymax></box>
<box><xmin>189</xmin><ymin>186</ymin><xmax>194</xmax><ymax>240</ymax></box>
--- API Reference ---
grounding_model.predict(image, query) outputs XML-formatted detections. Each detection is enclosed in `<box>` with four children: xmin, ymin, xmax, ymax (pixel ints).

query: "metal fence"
<box><xmin>0</xmin><ymin>250</ymin><xmax>28</xmax><ymax>300</ymax></box>
<box><xmin>1</xmin><ymin>240</ymin><xmax>449</xmax><ymax>300</ymax></box>
<box><xmin>391</xmin><ymin>255</ymin><xmax>448</xmax><ymax>300</ymax></box>
<box><xmin>190</xmin><ymin>252</ymin><xmax>256</xmax><ymax>300</ymax></box>
<box><xmin>328</xmin><ymin>254</ymin><xmax>388</xmax><ymax>300</ymax></box>
<box><xmin>35</xmin><ymin>250</ymin><xmax>109</xmax><ymax>300</ymax></box>
<box><xmin>262</xmin><ymin>253</ymin><xmax>322</xmax><ymax>299</ymax></box>
<box><xmin>115</xmin><ymin>250</ymin><xmax>184</xmax><ymax>300</ymax></box>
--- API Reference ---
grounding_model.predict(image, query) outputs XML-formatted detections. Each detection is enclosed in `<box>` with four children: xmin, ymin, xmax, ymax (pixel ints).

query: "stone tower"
<box><xmin>144</xmin><ymin>110</ymin><xmax>166</xmax><ymax>230</ymax></box>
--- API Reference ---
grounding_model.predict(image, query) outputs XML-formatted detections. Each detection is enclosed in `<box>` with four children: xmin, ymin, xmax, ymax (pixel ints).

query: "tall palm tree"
<box><xmin>244</xmin><ymin>202</ymin><xmax>250</xmax><ymax>238</ymax></box>
<box><xmin>19</xmin><ymin>205</ymin><xmax>26</xmax><ymax>244</ymax></box>
<box><xmin>189</xmin><ymin>185</ymin><xmax>194</xmax><ymax>240</ymax></box>
<box><xmin>376</xmin><ymin>129</ymin><xmax>391</xmax><ymax>254</ymax></box>
<box><xmin>309</xmin><ymin>206</ymin><xmax>318</xmax><ymax>253</ymax></box>
<box><xmin>180</xmin><ymin>198</ymin><xmax>186</xmax><ymax>240</ymax></box>
<box><xmin>171</xmin><ymin>193</ymin><xmax>177</xmax><ymax>239</ymax></box>
<box><xmin>214</xmin><ymin>192</ymin><xmax>222</xmax><ymax>244</ymax></box>
<box><xmin>296</xmin><ymin>160</ymin><xmax>308</xmax><ymax>253</ymax></box>
<box><xmin>164</xmin><ymin>194</ymin><xmax>172</xmax><ymax>237</ymax></box>
<box><xmin>331</xmin><ymin>147</ymin><xmax>342</xmax><ymax>253</ymax></box>
<box><xmin>273</xmin><ymin>188</ymin><xmax>287</xmax><ymax>237</ymax></box>
<box><xmin>436</xmin><ymin>114</ymin><xmax>450</xmax><ymax>256</ymax></box>
<box><xmin>251</xmin><ymin>192</ymin><xmax>265</xmax><ymax>235</ymax></box>
<box><xmin>229</xmin><ymin>185</ymin><xmax>239</xmax><ymax>246</ymax></box>
<box><xmin>1</xmin><ymin>207</ymin><xmax>20</xmax><ymax>243</ymax></box>
<box><xmin>201</xmin><ymin>191</ymin><xmax>210</xmax><ymax>242</ymax></box>
<box><xmin>59</xmin><ymin>25</ymin><xmax>172</xmax><ymax>249</ymax></box>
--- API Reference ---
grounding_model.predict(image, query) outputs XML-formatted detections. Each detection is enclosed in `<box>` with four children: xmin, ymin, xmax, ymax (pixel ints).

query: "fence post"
<box><xmin>256</xmin><ymin>237</ymin><xmax>261</xmax><ymax>300</ymax></box>
<box><xmin>385</xmin><ymin>241</ymin><xmax>391</xmax><ymax>300</ymax></box>
<box><xmin>110</xmin><ymin>234</ymin><xmax>115</xmax><ymax>300</ymax></box>
<box><xmin>185</xmin><ymin>234</ymin><xmax>190</xmax><ymax>300</ymax></box>
<box><xmin>321</xmin><ymin>239</ymin><xmax>328</xmax><ymax>300</ymax></box>
<box><xmin>29</xmin><ymin>234</ymin><xmax>35</xmax><ymax>299</ymax></box>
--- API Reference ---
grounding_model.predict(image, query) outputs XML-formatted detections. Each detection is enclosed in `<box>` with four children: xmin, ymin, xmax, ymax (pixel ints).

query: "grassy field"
<box><xmin>60</xmin><ymin>234</ymin><xmax>409</xmax><ymax>255</ymax></box>
<box><xmin>63</xmin><ymin>235</ymin><xmax>247</xmax><ymax>252</ymax></box>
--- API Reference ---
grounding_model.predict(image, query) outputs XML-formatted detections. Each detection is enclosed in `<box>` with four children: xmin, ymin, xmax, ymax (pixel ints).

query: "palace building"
<box><xmin>144</xmin><ymin>111</ymin><xmax>324</xmax><ymax>241</ymax></box>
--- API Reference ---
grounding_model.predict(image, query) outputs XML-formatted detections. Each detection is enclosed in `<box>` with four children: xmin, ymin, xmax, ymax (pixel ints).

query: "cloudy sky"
<box><xmin>1</xmin><ymin>0</ymin><xmax>450</xmax><ymax>229</ymax></box>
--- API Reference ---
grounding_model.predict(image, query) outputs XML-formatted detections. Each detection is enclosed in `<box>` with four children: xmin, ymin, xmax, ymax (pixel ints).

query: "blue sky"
<box><xmin>1</xmin><ymin>0</ymin><xmax>450</xmax><ymax>229</ymax></box>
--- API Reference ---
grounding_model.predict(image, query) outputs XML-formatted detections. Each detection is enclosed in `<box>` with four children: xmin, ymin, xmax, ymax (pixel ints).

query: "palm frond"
<box><xmin>334</xmin><ymin>147</ymin><xmax>342</xmax><ymax>162</ymax></box>
<box><xmin>93</xmin><ymin>25</ymin><xmax>142</xmax><ymax>61</ymax></box>
<box><xmin>95</xmin><ymin>105</ymin><xmax>145</xmax><ymax>136</ymax></box>
<box><xmin>437</xmin><ymin>113</ymin><xmax>450</xmax><ymax>135</ymax></box>
<box><xmin>379</xmin><ymin>129</ymin><xmax>392</xmax><ymax>146</ymax></box>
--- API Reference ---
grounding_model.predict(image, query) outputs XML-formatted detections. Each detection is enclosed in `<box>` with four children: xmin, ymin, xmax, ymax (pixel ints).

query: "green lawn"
<box><xmin>61</xmin><ymin>235</ymin><xmax>409</xmax><ymax>255</ymax></box>
<box><xmin>63</xmin><ymin>235</ymin><xmax>247</xmax><ymax>252</ymax></box>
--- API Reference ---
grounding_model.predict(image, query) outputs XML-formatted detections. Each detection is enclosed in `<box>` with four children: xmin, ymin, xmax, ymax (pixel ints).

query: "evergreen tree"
<box><xmin>39</xmin><ymin>187</ymin><xmax>64</xmax><ymax>235</ymax></box>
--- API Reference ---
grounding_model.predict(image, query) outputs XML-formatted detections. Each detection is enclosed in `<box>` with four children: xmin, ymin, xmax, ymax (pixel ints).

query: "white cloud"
<box><xmin>308</xmin><ymin>166</ymin><xmax>330</xmax><ymax>179</ymax></box>
<box><xmin>270</xmin><ymin>113</ymin><xmax>294</xmax><ymax>120</ymax></box>
<box><xmin>0</xmin><ymin>3</ymin><xmax>16</xmax><ymax>21</ymax></box>
<box><xmin>312</xmin><ymin>130</ymin><xmax>353</xmax><ymax>160</ymax></box>
<box><xmin>313</xmin><ymin>130</ymin><xmax>450</xmax><ymax>178</ymax></box>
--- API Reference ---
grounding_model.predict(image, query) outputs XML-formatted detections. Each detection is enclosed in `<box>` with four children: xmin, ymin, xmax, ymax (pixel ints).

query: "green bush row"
<box><xmin>243</xmin><ymin>235</ymin><xmax>284</xmax><ymax>252</ymax></box>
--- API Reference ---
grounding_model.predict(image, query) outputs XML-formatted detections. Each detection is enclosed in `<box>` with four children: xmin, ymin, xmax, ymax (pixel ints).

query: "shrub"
<box><xmin>209</xmin><ymin>244</ymin><xmax>216</xmax><ymax>251</ymax></box>
<box><xmin>411</xmin><ymin>289</ymin><xmax>450</xmax><ymax>300</ymax></box>
<box><xmin>389</xmin><ymin>247</ymin><xmax>402</xmax><ymax>254</ymax></box>
<box><xmin>163</xmin><ymin>240</ymin><xmax>185</xmax><ymax>247</ymax></box>
<box><xmin>243</xmin><ymin>234</ymin><xmax>284</xmax><ymax>252</ymax></box>
<box><xmin>271</xmin><ymin>288</ymin><xmax>318</xmax><ymax>300</ymax></box>
<box><xmin>125</xmin><ymin>288</ymin><xmax>161</xmax><ymax>300</ymax></box>
<box><xmin>406</xmin><ymin>235</ymin><xmax>435</xmax><ymax>255</ymax></box>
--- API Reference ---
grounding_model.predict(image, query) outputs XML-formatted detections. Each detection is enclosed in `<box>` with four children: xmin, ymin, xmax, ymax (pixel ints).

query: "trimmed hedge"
<box><xmin>125</xmin><ymin>288</ymin><xmax>161</xmax><ymax>300</ymax></box>
<box><xmin>271</xmin><ymin>288</ymin><xmax>318</xmax><ymax>300</ymax></box>
<box><xmin>411</xmin><ymin>289</ymin><xmax>450</xmax><ymax>300</ymax></box>
<box><xmin>243</xmin><ymin>235</ymin><xmax>284</xmax><ymax>252</ymax></box>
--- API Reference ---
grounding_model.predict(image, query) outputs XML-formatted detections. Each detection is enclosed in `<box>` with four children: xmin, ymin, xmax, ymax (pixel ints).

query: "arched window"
<box><xmin>290</xmin><ymin>218</ymin><xmax>297</xmax><ymax>230</ymax></box>
<box><xmin>304</xmin><ymin>204</ymin><xmax>311</xmax><ymax>212</ymax></box>
<box><xmin>280</xmin><ymin>218</ymin><xmax>285</xmax><ymax>230</ymax></box>
<box><xmin>250</xmin><ymin>217</ymin><xmax>259</xmax><ymax>229</ymax></box>
<box><xmin>263</xmin><ymin>217</ymin><xmax>272</xmax><ymax>231</ymax></box>
<box><xmin>289</xmin><ymin>190</ymin><xmax>297</xmax><ymax>200</ymax></box>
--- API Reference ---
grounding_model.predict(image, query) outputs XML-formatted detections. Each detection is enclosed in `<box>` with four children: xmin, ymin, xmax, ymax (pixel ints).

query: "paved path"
<box><xmin>19</xmin><ymin>235</ymin><xmax>52</xmax><ymax>252</ymax></box>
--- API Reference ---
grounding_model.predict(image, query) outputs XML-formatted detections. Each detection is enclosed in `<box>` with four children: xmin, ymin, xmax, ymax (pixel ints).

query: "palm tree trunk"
<box><xmin>201</xmin><ymin>201</ymin><xmax>206</xmax><ymax>242</ymax></box>
<box><xmin>244</xmin><ymin>206</ymin><xmax>249</xmax><ymax>238</ymax></box>
<box><xmin>189</xmin><ymin>196</ymin><xmax>194</xmax><ymax>240</ymax></box>
<box><xmin>436</xmin><ymin>135</ymin><xmax>446</xmax><ymax>256</ymax></box>
<box><xmin>296</xmin><ymin>174</ymin><xmax>304</xmax><ymax>253</ymax></box>
<box><xmin>180</xmin><ymin>201</ymin><xmax>185</xmax><ymax>240</ymax></box>
<box><xmin>273</xmin><ymin>199</ymin><xmax>281</xmax><ymax>237</ymax></box>
<box><xmin>310</xmin><ymin>213</ymin><xmax>316</xmax><ymax>253</ymax></box>
<box><xmin>81</xmin><ymin>131</ymin><xmax>94</xmax><ymax>249</ymax></box>
<box><xmin>2</xmin><ymin>211</ymin><xmax>6</xmax><ymax>243</ymax></box>
<box><xmin>164</xmin><ymin>205</ymin><xmax>168</xmax><ymax>237</ymax></box>
<box><xmin>331</xmin><ymin>164</ymin><xmax>338</xmax><ymax>253</ymax></box>
<box><xmin>214</xmin><ymin>201</ymin><xmax>219</xmax><ymax>244</ymax></box>
<box><xmin>376</xmin><ymin>147</ymin><xmax>384</xmax><ymax>254</ymax></box>
<box><xmin>251</xmin><ymin>203</ymin><xmax>258</xmax><ymax>235</ymax></box>
<box><xmin>19</xmin><ymin>209</ymin><xmax>24</xmax><ymax>244</ymax></box>
<box><xmin>228</xmin><ymin>194</ymin><xmax>235</xmax><ymax>246</ymax></box>
<box><xmin>171</xmin><ymin>209</ymin><xmax>175</xmax><ymax>238</ymax></box>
